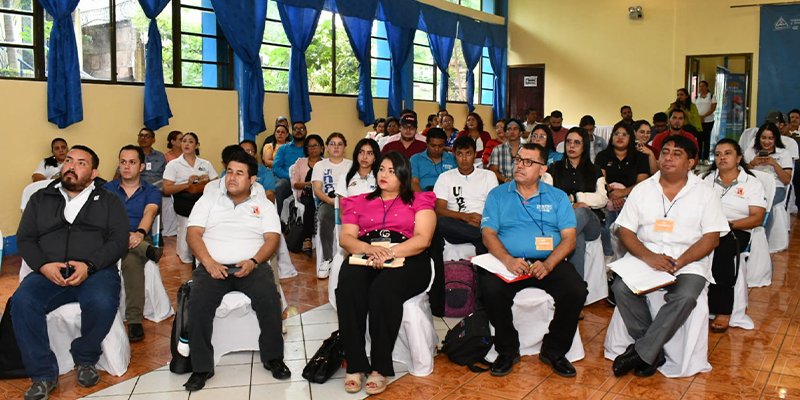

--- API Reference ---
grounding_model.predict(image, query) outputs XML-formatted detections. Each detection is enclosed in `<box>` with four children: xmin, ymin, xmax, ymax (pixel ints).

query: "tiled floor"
<box><xmin>0</xmin><ymin>218</ymin><xmax>799</xmax><ymax>399</ymax></box>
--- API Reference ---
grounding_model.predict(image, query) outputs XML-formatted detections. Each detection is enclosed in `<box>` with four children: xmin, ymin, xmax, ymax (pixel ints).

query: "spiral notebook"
<box><xmin>609</xmin><ymin>254</ymin><xmax>676</xmax><ymax>295</ymax></box>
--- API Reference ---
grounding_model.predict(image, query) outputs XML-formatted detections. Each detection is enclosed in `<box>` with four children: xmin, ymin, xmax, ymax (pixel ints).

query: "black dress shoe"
<box><xmin>539</xmin><ymin>352</ymin><xmax>577</xmax><ymax>377</ymax></box>
<box><xmin>146</xmin><ymin>245</ymin><xmax>163</xmax><ymax>263</ymax></box>
<box><xmin>127</xmin><ymin>323</ymin><xmax>144</xmax><ymax>343</ymax></box>
<box><xmin>184</xmin><ymin>371</ymin><xmax>214</xmax><ymax>391</ymax></box>
<box><xmin>490</xmin><ymin>352</ymin><xmax>520</xmax><ymax>376</ymax></box>
<box><xmin>612</xmin><ymin>344</ymin><xmax>643</xmax><ymax>377</ymax></box>
<box><xmin>635</xmin><ymin>352</ymin><xmax>666</xmax><ymax>377</ymax></box>
<box><xmin>264</xmin><ymin>359</ymin><xmax>291</xmax><ymax>380</ymax></box>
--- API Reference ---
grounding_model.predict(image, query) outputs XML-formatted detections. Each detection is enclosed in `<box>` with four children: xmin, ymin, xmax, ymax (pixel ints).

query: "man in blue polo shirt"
<box><xmin>272</xmin><ymin>121</ymin><xmax>307</xmax><ymax>215</ymax></box>
<box><xmin>104</xmin><ymin>145</ymin><xmax>163</xmax><ymax>343</ymax></box>
<box><xmin>480</xmin><ymin>142</ymin><xmax>587</xmax><ymax>378</ymax></box>
<box><xmin>411</xmin><ymin>128</ymin><xmax>455</xmax><ymax>191</ymax></box>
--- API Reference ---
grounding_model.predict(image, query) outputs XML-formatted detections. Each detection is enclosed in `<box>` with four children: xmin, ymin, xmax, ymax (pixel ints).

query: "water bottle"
<box><xmin>177</xmin><ymin>336</ymin><xmax>190</xmax><ymax>357</ymax></box>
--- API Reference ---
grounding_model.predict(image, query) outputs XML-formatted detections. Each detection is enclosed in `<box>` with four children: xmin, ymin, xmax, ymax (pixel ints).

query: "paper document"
<box><xmin>609</xmin><ymin>254</ymin><xmax>676</xmax><ymax>294</ymax></box>
<box><xmin>471</xmin><ymin>253</ymin><xmax>534</xmax><ymax>283</ymax></box>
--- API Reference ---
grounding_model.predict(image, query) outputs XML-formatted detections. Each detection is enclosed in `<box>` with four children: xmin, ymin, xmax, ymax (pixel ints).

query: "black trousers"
<box><xmin>335</xmin><ymin>252</ymin><xmax>431</xmax><ymax>376</ymax></box>
<box><xmin>478</xmin><ymin>261</ymin><xmax>587</xmax><ymax>357</ymax></box>
<box><xmin>428</xmin><ymin>217</ymin><xmax>488</xmax><ymax>317</ymax></box>
<box><xmin>188</xmin><ymin>263</ymin><xmax>284</xmax><ymax>372</ymax></box>
<box><xmin>700</xmin><ymin>121</ymin><xmax>714</xmax><ymax>160</ymax></box>
<box><xmin>708</xmin><ymin>230</ymin><xmax>750</xmax><ymax>315</ymax></box>
<box><xmin>299</xmin><ymin>194</ymin><xmax>317</xmax><ymax>241</ymax></box>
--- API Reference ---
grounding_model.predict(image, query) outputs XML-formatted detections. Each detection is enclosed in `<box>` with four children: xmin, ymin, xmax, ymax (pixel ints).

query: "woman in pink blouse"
<box><xmin>336</xmin><ymin>151</ymin><xmax>436</xmax><ymax>395</ymax></box>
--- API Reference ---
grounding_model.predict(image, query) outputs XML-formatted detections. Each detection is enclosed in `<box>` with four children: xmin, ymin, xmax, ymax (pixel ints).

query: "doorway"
<box><xmin>507</xmin><ymin>65</ymin><xmax>545</xmax><ymax>121</ymax></box>
<box><xmin>685</xmin><ymin>54</ymin><xmax>753</xmax><ymax>128</ymax></box>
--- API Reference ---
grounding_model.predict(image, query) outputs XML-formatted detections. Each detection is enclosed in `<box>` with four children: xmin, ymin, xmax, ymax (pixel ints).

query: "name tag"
<box><xmin>654</xmin><ymin>219</ymin><xmax>675</xmax><ymax>233</ymax></box>
<box><xmin>535</xmin><ymin>236</ymin><xmax>554</xmax><ymax>251</ymax></box>
<box><xmin>146</xmin><ymin>162</ymin><xmax>152</xmax><ymax>171</ymax></box>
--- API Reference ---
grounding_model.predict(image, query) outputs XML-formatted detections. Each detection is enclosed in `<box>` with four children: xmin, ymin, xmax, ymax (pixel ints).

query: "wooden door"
<box><xmin>507</xmin><ymin>65</ymin><xmax>545</xmax><ymax>121</ymax></box>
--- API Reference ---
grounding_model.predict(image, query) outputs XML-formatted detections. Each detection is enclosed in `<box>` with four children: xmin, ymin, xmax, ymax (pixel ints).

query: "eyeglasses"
<box><xmin>293</xmin><ymin>127</ymin><xmax>307</xmax><ymax>132</ymax></box>
<box><xmin>137</xmin><ymin>133</ymin><xmax>154</xmax><ymax>138</ymax></box>
<box><xmin>513</xmin><ymin>156</ymin><xmax>546</xmax><ymax>167</ymax></box>
<box><xmin>531</xmin><ymin>134</ymin><xmax>547</xmax><ymax>140</ymax></box>
<box><xmin>565</xmin><ymin>139</ymin><xmax>583</xmax><ymax>146</ymax></box>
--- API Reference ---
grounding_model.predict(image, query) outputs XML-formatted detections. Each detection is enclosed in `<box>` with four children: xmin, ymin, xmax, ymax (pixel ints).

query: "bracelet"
<box><xmin>249</xmin><ymin>257</ymin><xmax>259</xmax><ymax>266</ymax></box>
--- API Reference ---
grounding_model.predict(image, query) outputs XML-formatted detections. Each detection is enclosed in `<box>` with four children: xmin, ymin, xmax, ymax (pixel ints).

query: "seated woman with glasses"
<box><xmin>290</xmin><ymin>134</ymin><xmax>325</xmax><ymax>255</ymax></box>
<box><xmin>528</xmin><ymin>124</ymin><xmax>563</xmax><ymax>166</ymax></box>
<box><xmin>335</xmin><ymin>151</ymin><xmax>436</xmax><ymax>395</ymax></box>
<box><xmin>548</xmin><ymin>127</ymin><xmax>608</xmax><ymax>278</ymax></box>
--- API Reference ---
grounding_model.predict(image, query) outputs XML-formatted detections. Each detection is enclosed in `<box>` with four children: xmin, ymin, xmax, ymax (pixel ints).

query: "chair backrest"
<box><xmin>750</xmin><ymin>169</ymin><xmax>776</xmax><ymax>226</ymax></box>
<box><xmin>20</xmin><ymin>179</ymin><xmax>53</xmax><ymax>211</ymax></box>
<box><xmin>738</xmin><ymin>127</ymin><xmax>758</xmax><ymax>151</ymax></box>
<box><xmin>784</xmin><ymin>137</ymin><xmax>799</xmax><ymax>160</ymax></box>
<box><xmin>556</xmin><ymin>141</ymin><xmax>565</xmax><ymax>153</ymax></box>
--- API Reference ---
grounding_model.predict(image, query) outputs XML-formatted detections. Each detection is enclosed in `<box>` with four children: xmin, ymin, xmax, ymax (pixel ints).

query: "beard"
<box><xmin>61</xmin><ymin>171</ymin><xmax>92</xmax><ymax>192</ymax></box>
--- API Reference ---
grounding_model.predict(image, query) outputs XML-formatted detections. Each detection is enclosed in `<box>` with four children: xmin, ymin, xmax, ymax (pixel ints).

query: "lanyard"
<box><xmin>661</xmin><ymin>195</ymin><xmax>678</xmax><ymax>218</ymax></box>
<box><xmin>519</xmin><ymin>193</ymin><xmax>545</xmax><ymax>235</ymax></box>
<box><xmin>380</xmin><ymin>195</ymin><xmax>399</xmax><ymax>232</ymax></box>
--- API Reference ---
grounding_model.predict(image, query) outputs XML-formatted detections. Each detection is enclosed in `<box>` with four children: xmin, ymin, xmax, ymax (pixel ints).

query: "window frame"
<box><xmin>0</xmin><ymin>1</ymin><xmax>44</xmax><ymax>80</ymax></box>
<box><xmin>174</xmin><ymin>1</ymin><xmax>235</xmax><ymax>90</ymax></box>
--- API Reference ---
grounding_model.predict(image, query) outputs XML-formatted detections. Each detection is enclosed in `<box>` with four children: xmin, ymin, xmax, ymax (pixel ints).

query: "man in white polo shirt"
<box><xmin>183</xmin><ymin>151</ymin><xmax>289</xmax><ymax>391</ymax></box>
<box><xmin>611</xmin><ymin>135</ymin><xmax>729</xmax><ymax>378</ymax></box>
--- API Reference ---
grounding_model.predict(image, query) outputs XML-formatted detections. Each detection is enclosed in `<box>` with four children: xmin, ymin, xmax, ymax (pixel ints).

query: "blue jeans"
<box><xmin>11</xmin><ymin>267</ymin><xmax>121</xmax><ymax>380</ymax></box>
<box><xmin>600</xmin><ymin>210</ymin><xmax>619</xmax><ymax>257</ymax></box>
<box><xmin>570</xmin><ymin>207</ymin><xmax>602</xmax><ymax>279</ymax></box>
<box><xmin>275</xmin><ymin>178</ymin><xmax>292</xmax><ymax>216</ymax></box>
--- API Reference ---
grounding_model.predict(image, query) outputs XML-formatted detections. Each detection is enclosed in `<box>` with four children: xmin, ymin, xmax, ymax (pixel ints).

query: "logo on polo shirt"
<box><xmin>736</xmin><ymin>187</ymin><xmax>744</xmax><ymax>197</ymax></box>
<box><xmin>251</xmin><ymin>205</ymin><xmax>261</xmax><ymax>216</ymax></box>
<box><xmin>536</xmin><ymin>204</ymin><xmax>553</xmax><ymax>213</ymax></box>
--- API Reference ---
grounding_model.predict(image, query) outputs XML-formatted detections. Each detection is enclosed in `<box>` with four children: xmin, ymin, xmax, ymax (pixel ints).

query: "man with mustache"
<box><xmin>13</xmin><ymin>145</ymin><xmax>129</xmax><ymax>400</ymax></box>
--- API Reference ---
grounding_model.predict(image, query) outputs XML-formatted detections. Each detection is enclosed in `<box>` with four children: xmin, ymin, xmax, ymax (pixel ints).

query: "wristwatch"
<box><xmin>86</xmin><ymin>260</ymin><xmax>97</xmax><ymax>274</ymax></box>
<box><xmin>136</xmin><ymin>228</ymin><xmax>148</xmax><ymax>236</ymax></box>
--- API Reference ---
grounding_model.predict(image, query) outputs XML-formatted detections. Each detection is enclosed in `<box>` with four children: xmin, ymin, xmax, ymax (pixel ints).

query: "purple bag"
<box><xmin>444</xmin><ymin>260</ymin><xmax>478</xmax><ymax>318</ymax></box>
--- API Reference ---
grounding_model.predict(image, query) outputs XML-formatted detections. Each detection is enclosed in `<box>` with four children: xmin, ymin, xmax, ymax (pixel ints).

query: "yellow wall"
<box><xmin>507</xmin><ymin>0</ymin><xmax>767</xmax><ymax>126</ymax></box>
<box><xmin>0</xmin><ymin>79</ymin><xmax>491</xmax><ymax>237</ymax></box>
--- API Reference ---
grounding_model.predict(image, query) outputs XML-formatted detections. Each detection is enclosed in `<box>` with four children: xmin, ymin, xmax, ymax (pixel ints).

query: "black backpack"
<box><xmin>169</xmin><ymin>280</ymin><xmax>193</xmax><ymax>374</ymax></box>
<box><xmin>440</xmin><ymin>309</ymin><xmax>494</xmax><ymax>372</ymax></box>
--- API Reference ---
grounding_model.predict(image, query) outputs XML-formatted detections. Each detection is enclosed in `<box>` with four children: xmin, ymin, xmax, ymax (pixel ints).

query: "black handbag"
<box><xmin>0</xmin><ymin>297</ymin><xmax>27</xmax><ymax>379</ymax></box>
<box><xmin>173</xmin><ymin>191</ymin><xmax>202</xmax><ymax>217</ymax></box>
<box><xmin>302</xmin><ymin>330</ymin><xmax>344</xmax><ymax>383</ymax></box>
<box><xmin>284</xmin><ymin>198</ymin><xmax>306</xmax><ymax>253</ymax></box>
<box><xmin>169</xmin><ymin>280</ymin><xmax>193</xmax><ymax>374</ymax></box>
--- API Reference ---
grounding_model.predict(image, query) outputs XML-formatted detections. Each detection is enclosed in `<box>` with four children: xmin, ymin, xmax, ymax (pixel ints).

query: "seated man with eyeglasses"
<box><xmin>479</xmin><ymin>143</ymin><xmax>588</xmax><ymax>377</ymax></box>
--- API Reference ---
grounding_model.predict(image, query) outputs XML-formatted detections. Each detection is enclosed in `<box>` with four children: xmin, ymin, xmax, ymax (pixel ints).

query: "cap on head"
<box><xmin>400</xmin><ymin>115</ymin><xmax>418</xmax><ymax>128</ymax></box>
<box><xmin>766</xmin><ymin>111</ymin><xmax>786</xmax><ymax>125</ymax></box>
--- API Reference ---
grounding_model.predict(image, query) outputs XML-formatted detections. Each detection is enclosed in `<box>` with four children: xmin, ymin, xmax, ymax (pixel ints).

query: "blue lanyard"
<box><xmin>519</xmin><ymin>193</ymin><xmax>545</xmax><ymax>235</ymax></box>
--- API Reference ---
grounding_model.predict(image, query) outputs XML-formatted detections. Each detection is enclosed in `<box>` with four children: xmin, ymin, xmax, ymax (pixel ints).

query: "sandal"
<box><xmin>710</xmin><ymin>315</ymin><xmax>730</xmax><ymax>333</ymax></box>
<box><xmin>344</xmin><ymin>373</ymin><xmax>363</xmax><ymax>393</ymax></box>
<box><xmin>302</xmin><ymin>238</ymin><xmax>312</xmax><ymax>256</ymax></box>
<box><xmin>364</xmin><ymin>372</ymin><xmax>387</xmax><ymax>395</ymax></box>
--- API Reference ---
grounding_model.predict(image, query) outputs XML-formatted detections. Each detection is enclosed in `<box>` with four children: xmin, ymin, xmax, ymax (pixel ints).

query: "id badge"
<box><xmin>146</xmin><ymin>162</ymin><xmax>152</xmax><ymax>171</ymax></box>
<box><xmin>654</xmin><ymin>219</ymin><xmax>675</xmax><ymax>233</ymax></box>
<box><xmin>535</xmin><ymin>236</ymin><xmax>554</xmax><ymax>251</ymax></box>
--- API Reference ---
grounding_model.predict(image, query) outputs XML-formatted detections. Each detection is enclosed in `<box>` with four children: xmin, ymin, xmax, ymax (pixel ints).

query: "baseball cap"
<box><xmin>400</xmin><ymin>115</ymin><xmax>418</xmax><ymax>127</ymax></box>
<box><xmin>766</xmin><ymin>111</ymin><xmax>785</xmax><ymax>124</ymax></box>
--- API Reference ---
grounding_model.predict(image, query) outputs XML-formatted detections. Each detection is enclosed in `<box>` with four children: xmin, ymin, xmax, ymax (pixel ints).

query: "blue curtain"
<box><xmin>340</xmin><ymin>14</ymin><xmax>376</xmax><ymax>125</ymax></box>
<box><xmin>138</xmin><ymin>0</ymin><xmax>172</xmax><ymax>130</ymax></box>
<box><xmin>380</xmin><ymin>0</ymin><xmax>418</xmax><ymax>117</ymax></box>
<box><xmin>278</xmin><ymin>2</ymin><xmax>322</xmax><ymax>123</ymax></box>
<box><xmin>210</xmin><ymin>0</ymin><xmax>268</xmax><ymax>137</ymax></box>
<box><xmin>39</xmin><ymin>0</ymin><xmax>82</xmax><ymax>129</ymax></box>
<box><xmin>458</xmin><ymin>17</ymin><xmax>485</xmax><ymax>113</ymax></box>
<box><xmin>488</xmin><ymin>24</ymin><xmax>507</xmax><ymax>122</ymax></box>
<box><xmin>420</xmin><ymin>5</ymin><xmax>457</xmax><ymax>111</ymax></box>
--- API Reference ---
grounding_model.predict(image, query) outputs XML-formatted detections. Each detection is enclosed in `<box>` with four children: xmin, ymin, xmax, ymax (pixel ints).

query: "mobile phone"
<box><xmin>758</xmin><ymin>150</ymin><xmax>769</xmax><ymax>157</ymax></box>
<box><xmin>60</xmin><ymin>264</ymin><xmax>75</xmax><ymax>279</ymax></box>
<box><xmin>224</xmin><ymin>264</ymin><xmax>242</xmax><ymax>275</ymax></box>
<box><xmin>360</xmin><ymin>254</ymin><xmax>394</xmax><ymax>264</ymax></box>
<box><xmin>636</xmin><ymin>142</ymin><xmax>644</xmax><ymax>150</ymax></box>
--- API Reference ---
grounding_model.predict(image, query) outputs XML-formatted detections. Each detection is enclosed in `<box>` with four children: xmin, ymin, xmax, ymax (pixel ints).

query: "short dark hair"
<box><xmin>550</xmin><ymin>110</ymin><xmax>563</xmax><ymax>119</ymax></box>
<box><xmin>620</xmin><ymin>105</ymin><xmax>631</xmax><ymax>113</ymax></box>
<box><xmin>226</xmin><ymin>149</ymin><xmax>258</xmax><ymax>177</ymax></box>
<box><xmin>304</xmin><ymin>134</ymin><xmax>324</xmax><ymax>157</ymax></box>
<box><xmin>139</xmin><ymin>127</ymin><xmax>155</xmax><ymax>138</ymax></box>
<box><xmin>699</xmin><ymin>80</ymin><xmax>709</xmax><ymax>86</ymax></box>
<box><xmin>426</xmin><ymin>128</ymin><xmax>447</xmax><ymax>142</ymax></box>
<box><xmin>400</xmin><ymin>109</ymin><xmax>417</xmax><ymax>119</ymax></box>
<box><xmin>70</xmin><ymin>145</ymin><xmax>100</xmax><ymax>169</ymax></box>
<box><xmin>789</xmin><ymin>108</ymin><xmax>800</xmax><ymax>118</ymax></box>
<box><xmin>292</xmin><ymin>121</ymin><xmax>306</xmax><ymax>129</ymax></box>
<box><xmin>51</xmin><ymin>137</ymin><xmax>67</xmax><ymax>149</ymax></box>
<box><xmin>222</xmin><ymin>144</ymin><xmax>245</xmax><ymax>165</ymax></box>
<box><xmin>653</xmin><ymin>112</ymin><xmax>668</xmax><ymax>123</ymax></box>
<box><xmin>119</xmin><ymin>144</ymin><xmax>145</xmax><ymax>164</ymax></box>
<box><xmin>453</xmin><ymin>136</ymin><xmax>476</xmax><ymax>152</ymax></box>
<box><xmin>579</xmin><ymin>115</ymin><xmax>595</xmax><ymax>127</ymax></box>
<box><xmin>668</xmin><ymin>108</ymin><xmax>686</xmax><ymax>119</ymax></box>
<box><xmin>373</xmin><ymin>118</ymin><xmax>386</xmax><ymax>130</ymax></box>
<box><xmin>520</xmin><ymin>142</ymin><xmax>548</xmax><ymax>164</ymax></box>
<box><xmin>239</xmin><ymin>139</ymin><xmax>257</xmax><ymax>153</ymax></box>
<box><xmin>661</xmin><ymin>135</ymin><xmax>698</xmax><ymax>159</ymax></box>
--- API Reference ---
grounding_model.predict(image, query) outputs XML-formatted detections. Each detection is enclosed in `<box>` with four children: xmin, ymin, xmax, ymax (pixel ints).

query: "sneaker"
<box><xmin>24</xmin><ymin>380</ymin><xmax>57</xmax><ymax>400</ymax></box>
<box><xmin>145</xmin><ymin>245</ymin><xmax>164</xmax><ymax>263</ymax></box>
<box><xmin>317</xmin><ymin>259</ymin><xmax>331</xmax><ymax>279</ymax></box>
<box><xmin>76</xmin><ymin>364</ymin><xmax>99</xmax><ymax>387</ymax></box>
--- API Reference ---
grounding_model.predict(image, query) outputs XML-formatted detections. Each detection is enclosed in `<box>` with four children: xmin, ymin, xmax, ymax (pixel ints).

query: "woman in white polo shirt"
<box><xmin>336</xmin><ymin>138</ymin><xmax>379</xmax><ymax>198</ymax></box>
<box><xmin>163</xmin><ymin>132</ymin><xmax>218</xmax><ymax>264</ymax></box>
<box><xmin>744</xmin><ymin>122</ymin><xmax>793</xmax><ymax>207</ymax></box>
<box><xmin>703</xmin><ymin>139</ymin><xmax>767</xmax><ymax>332</ymax></box>
<box><xmin>32</xmin><ymin>138</ymin><xmax>68</xmax><ymax>182</ymax></box>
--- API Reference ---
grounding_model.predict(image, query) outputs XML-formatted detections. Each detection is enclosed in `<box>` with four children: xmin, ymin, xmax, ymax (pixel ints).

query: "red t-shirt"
<box><xmin>651</xmin><ymin>130</ymin><xmax>699</xmax><ymax>158</ymax></box>
<box><xmin>381</xmin><ymin>139</ymin><xmax>427</xmax><ymax>159</ymax></box>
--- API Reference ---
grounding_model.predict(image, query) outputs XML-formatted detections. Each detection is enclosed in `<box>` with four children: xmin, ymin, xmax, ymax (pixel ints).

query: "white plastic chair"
<box><xmin>18</xmin><ymin>262</ymin><xmax>130</xmax><ymax>376</ymax></box>
<box><xmin>485</xmin><ymin>287</ymin><xmax>585</xmax><ymax>363</ymax></box>
<box><xmin>119</xmin><ymin>260</ymin><xmax>174</xmax><ymax>323</ymax></box>
<box><xmin>604</xmin><ymin>285</ymin><xmax>712</xmax><ymax>378</ymax></box>
<box><xmin>767</xmin><ymin>184</ymin><xmax>791</xmax><ymax>253</ymax></box>
<box><xmin>746</xmin><ymin>170</ymin><xmax>776</xmax><ymax>287</ymax></box>
<box><xmin>584</xmin><ymin>237</ymin><xmax>608</xmax><ymax>305</ymax></box>
<box><xmin>442</xmin><ymin>239</ymin><xmax>476</xmax><ymax>263</ymax></box>
<box><xmin>729</xmin><ymin>253</ymin><xmax>754</xmax><ymax>330</ymax></box>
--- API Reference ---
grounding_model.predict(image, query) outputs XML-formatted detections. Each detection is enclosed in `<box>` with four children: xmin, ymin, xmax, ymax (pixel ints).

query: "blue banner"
<box><xmin>712</xmin><ymin>67</ymin><xmax>747</xmax><ymax>145</ymax></box>
<box><xmin>758</xmin><ymin>5</ymin><xmax>800</xmax><ymax>123</ymax></box>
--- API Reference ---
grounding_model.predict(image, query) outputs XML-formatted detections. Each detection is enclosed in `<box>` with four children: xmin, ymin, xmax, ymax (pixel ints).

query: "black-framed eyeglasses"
<box><xmin>513</xmin><ymin>156</ymin><xmax>546</xmax><ymax>167</ymax></box>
